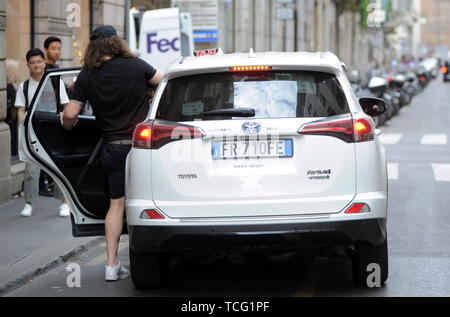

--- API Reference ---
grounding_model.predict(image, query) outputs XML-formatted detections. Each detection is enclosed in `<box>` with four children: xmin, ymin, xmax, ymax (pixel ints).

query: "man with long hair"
<box><xmin>61</xmin><ymin>26</ymin><xmax>163</xmax><ymax>281</ymax></box>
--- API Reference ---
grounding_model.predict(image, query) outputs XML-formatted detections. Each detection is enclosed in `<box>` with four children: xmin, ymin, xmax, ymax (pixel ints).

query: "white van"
<box><xmin>128</xmin><ymin>7</ymin><xmax>194</xmax><ymax>73</ymax></box>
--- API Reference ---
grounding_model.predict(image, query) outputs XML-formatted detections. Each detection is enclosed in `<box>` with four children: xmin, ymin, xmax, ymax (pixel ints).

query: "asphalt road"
<box><xmin>5</xmin><ymin>75</ymin><xmax>450</xmax><ymax>297</ymax></box>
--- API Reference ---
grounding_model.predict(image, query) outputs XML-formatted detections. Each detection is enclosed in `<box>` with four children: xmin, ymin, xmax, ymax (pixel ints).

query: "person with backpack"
<box><xmin>39</xmin><ymin>36</ymin><xmax>72</xmax><ymax>211</ymax></box>
<box><xmin>15</xmin><ymin>48</ymin><xmax>71</xmax><ymax>217</ymax></box>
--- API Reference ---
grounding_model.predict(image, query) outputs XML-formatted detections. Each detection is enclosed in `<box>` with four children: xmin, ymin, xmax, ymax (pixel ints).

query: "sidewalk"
<box><xmin>0</xmin><ymin>195</ymin><xmax>102</xmax><ymax>295</ymax></box>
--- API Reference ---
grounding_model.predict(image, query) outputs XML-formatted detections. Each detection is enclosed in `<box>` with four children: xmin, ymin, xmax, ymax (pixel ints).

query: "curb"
<box><xmin>0</xmin><ymin>237</ymin><xmax>103</xmax><ymax>296</ymax></box>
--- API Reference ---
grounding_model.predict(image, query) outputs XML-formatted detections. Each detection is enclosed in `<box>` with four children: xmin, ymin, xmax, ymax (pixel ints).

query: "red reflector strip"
<box><xmin>144</xmin><ymin>209</ymin><xmax>165</xmax><ymax>219</ymax></box>
<box><xmin>345</xmin><ymin>203</ymin><xmax>370</xmax><ymax>214</ymax></box>
<box><xmin>230</xmin><ymin>66</ymin><xmax>272</xmax><ymax>72</ymax></box>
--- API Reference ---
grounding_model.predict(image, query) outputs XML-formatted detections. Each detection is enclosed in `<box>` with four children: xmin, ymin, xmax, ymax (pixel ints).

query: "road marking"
<box><xmin>387</xmin><ymin>163</ymin><xmax>399</xmax><ymax>180</ymax></box>
<box><xmin>294</xmin><ymin>257</ymin><xmax>327</xmax><ymax>297</ymax></box>
<box><xmin>421</xmin><ymin>134</ymin><xmax>447</xmax><ymax>145</ymax></box>
<box><xmin>379</xmin><ymin>133</ymin><xmax>402</xmax><ymax>145</ymax></box>
<box><xmin>431</xmin><ymin>164</ymin><xmax>450</xmax><ymax>182</ymax></box>
<box><xmin>85</xmin><ymin>242</ymin><xmax>128</xmax><ymax>267</ymax></box>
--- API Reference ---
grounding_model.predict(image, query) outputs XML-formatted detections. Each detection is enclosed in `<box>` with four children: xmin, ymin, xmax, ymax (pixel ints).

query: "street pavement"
<box><xmin>3</xmin><ymin>75</ymin><xmax>450</xmax><ymax>297</ymax></box>
<box><xmin>0</xmin><ymin>195</ymin><xmax>101</xmax><ymax>295</ymax></box>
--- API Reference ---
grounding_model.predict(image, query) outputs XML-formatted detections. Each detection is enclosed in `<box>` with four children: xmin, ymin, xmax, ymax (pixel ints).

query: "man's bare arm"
<box><xmin>17</xmin><ymin>107</ymin><xmax>25</xmax><ymax>123</ymax></box>
<box><xmin>61</xmin><ymin>100</ymin><xmax>82</xmax><ymax>130</ymax></box>
<box><xmin>149</xmin><ymin>71</ymin><xmax>163</xmax><ymax>86</ymax></box>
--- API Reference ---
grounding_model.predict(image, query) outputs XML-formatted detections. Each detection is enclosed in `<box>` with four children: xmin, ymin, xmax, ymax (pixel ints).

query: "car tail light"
<box><xmin>344</xmin><ymin>203</ymin><xmax>371</xmax><ymax>214</ymax></box>
<box><xmin>298</xmin><ymin>115</ymin><xmax>374</xmax><ymax>143</ymax></box>
<box><xmin>230</xmin><ymin>66</ymin><xmax>272</xmax><ymax>72</ymax></box>
<box><xmin>133</xmin><ymin>120</ymin><xmax>205</xmax><ymax>150</ymax></box>
<box><xmin>419</xmin><ymin>76</ymin><xmax>426</xmax><ymax>82</ymax></box>
<box><xmin>140</xmin><ymin>209</ymin><xmax>165</xmax><ymax>219</ymax></box>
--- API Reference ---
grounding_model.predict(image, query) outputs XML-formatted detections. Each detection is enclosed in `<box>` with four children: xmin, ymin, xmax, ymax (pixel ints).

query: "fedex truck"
<box><xmin>128</xmin><ymin>7</ymin><xmax>194</xmax><ymax>73</ymax></box>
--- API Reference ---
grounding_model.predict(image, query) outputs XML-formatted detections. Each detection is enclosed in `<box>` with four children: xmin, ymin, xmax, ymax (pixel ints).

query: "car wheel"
<box><xmin>130</xmin><ymin>248</ymin><xmax>169</xmax><ymax>289</ymax></box>
<box><xmin>352</xmin><ymin>239</ymin><xmax>388</xmax><ymax>287</ymax></box>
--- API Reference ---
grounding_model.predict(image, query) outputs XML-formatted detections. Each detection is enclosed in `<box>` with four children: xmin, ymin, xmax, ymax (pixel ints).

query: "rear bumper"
<box><xmin>128</xmin><ymin>218</ymin><xmax>387</xmax><ymax>253</ymax></box>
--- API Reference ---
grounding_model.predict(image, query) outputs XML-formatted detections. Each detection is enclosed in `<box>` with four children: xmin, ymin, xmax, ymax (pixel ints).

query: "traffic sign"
<box><xmin>276</xmin><ymin>7</ymin><xmax>295</xmax><ymax>20</ymax></box>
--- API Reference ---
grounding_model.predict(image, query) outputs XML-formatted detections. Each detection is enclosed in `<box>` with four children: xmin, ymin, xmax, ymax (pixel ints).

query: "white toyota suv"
<box><xmin>20</xmin><ymin>50</ymin><xmax>388</xmax><ymax>289</ymax></box>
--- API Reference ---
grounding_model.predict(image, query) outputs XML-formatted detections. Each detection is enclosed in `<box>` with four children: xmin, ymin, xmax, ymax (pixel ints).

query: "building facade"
<box><xmin>0</xmin><ymin>0</ymin><xmax>9</xmax><ymax>203</ymax></box>
<box><xmin>421</xmin><ymin>0</ymin><xmax>450</xmax><ymax>57</ymax></box>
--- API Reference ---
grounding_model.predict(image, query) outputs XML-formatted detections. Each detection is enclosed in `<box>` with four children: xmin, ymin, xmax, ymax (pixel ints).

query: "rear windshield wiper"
<box><xmin>202</xmin><ymin>108</ymin><xmax>255</xmax><ymax>117</ymax></box>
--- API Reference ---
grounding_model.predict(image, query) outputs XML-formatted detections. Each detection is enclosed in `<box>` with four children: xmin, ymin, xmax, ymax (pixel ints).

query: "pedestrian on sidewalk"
<box><xmin>44</xmin><ymin>36</ymin><xmax>62</xmax><ymax>70</ymax></box>
<box><xmin>14</xmin><ymin>48</ymin><xmax>71</xmax><ymax>218</ymax></box>
<box><xmin>60</xmin><ymin>25</ymin><xmax>162</xmax><ymax>281</ymax></box>
<box><xmin>41</xmin><ymin>36</ymin><xmax>71</xmax><ymax>215</ymax></box>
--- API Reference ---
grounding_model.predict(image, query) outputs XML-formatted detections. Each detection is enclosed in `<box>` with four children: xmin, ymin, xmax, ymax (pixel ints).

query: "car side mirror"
<box><xmin>359</xmin><ymin>97</ymin><xmax>387</xmax><ymax>117</ymax></box>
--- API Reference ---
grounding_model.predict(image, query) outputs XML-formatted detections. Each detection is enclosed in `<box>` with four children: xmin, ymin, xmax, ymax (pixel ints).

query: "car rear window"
<box><xmin>156</xmin><ymin>71</ymin><xmax>349</xmax><ymax>122</ymax></box>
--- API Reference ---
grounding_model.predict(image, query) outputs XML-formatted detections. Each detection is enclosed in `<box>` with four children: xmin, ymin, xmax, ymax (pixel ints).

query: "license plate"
<box><xmin>212</xmin><ymin>139</ymin><xmax>293</xmax><ymax>160</ymax></box>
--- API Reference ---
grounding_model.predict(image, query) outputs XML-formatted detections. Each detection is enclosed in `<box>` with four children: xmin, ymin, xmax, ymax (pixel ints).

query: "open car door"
<box><xmin>19</xmin><ymin>68</ymin><xmax>110</xmax><ymax>237</ymax></box>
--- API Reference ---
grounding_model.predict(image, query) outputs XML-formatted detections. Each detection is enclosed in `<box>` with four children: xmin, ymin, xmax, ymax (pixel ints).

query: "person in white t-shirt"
<box><xmin>15</xmin><ymin>48</ymin><xmax>70</xmax><ymax>217</ymax></box>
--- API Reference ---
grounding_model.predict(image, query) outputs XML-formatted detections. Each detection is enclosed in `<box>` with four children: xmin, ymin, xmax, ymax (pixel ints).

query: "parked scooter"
<box><xmin>404</xmin><ymin>71</ymin><xmax>422</xmax><ymax>96</ymax></box>
<box><xmin>415</xmin><ymin>65</ymin><xmax>431</xmax><ymax>90</ymax></box>
<box><xmin>387</xmin><ymin>74</ymin><xmax>412</xmax><ymax>107</ymax></box>
<box><xmin>367</xmin><ymin>77</ymin><xmax>391</xmax><ymax>126</ymax></box>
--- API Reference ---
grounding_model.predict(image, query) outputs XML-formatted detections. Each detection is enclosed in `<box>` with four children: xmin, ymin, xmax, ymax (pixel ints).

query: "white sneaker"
<box><xmin>58</xmin><ymin>203</ymin><xmax>70</xmax><ymax>217</ymax></box>
<box><xmin>20</xmin><ymin>204</ymin><xmax>33</xmax><ymax>217</ymax></box>
<box><xmin>105</xmin><ymin>262</ymin><xmax>130</xmax><ymax>281</ymax></box>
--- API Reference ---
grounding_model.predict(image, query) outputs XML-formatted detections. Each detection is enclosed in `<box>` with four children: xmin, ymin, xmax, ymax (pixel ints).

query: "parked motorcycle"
<box><xmin>367</xmin><ymin>77</ymin><xmax>392</xmax><ymax>126</ymax></box>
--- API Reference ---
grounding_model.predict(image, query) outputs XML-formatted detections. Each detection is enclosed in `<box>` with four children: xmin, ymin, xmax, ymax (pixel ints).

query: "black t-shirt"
<box><xmin>71</xmin><ymin>57</ymin><xmax>157</xmax><ymax>142</ymax></box>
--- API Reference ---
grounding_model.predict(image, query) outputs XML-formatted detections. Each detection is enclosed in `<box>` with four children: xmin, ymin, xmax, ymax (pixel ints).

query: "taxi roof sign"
<box><xmin>193</xmin><ymin>48</ymin><xmax>223</xmax><ymax>57</ymax></box>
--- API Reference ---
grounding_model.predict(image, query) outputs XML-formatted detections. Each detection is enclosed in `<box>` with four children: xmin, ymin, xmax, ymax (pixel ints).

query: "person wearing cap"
<box><xmin>60</xmin><ymin>25</ymin><xmax>163</xmax><ymax>281</ymax></box>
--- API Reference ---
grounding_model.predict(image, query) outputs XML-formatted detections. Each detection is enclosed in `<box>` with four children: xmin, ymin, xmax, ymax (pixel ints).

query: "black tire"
<box><xmin>352</xmin><ymin>239</ymin><xmax>388</xmax><ymax>287</ymax></box>
<box><xmin>129</xmin><ymin>248</ymin><xmax>169</xmax><ymax>289</ymax></box>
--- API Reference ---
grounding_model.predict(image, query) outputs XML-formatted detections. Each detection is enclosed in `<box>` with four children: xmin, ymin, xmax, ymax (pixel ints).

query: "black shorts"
<box><xmin>101</xmin><ymin>144</ymin><xmax>132</xmax><ymax>199</ymax></box>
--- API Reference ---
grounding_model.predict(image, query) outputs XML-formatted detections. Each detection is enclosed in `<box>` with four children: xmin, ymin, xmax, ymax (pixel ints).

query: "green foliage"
<box><xmin>359</xmin><ymin>0</ymin><xmax>370</xmax><ymax>29</ymax></box>
<box><xmin>385</xmin><ymin>0</ymin><xmax>393</xmax><ymax>22</ymax></box>
<box><xmin>336</xmin><ymin>0</ymin><xmax>368</xmax><ymax>28</ymax></box>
